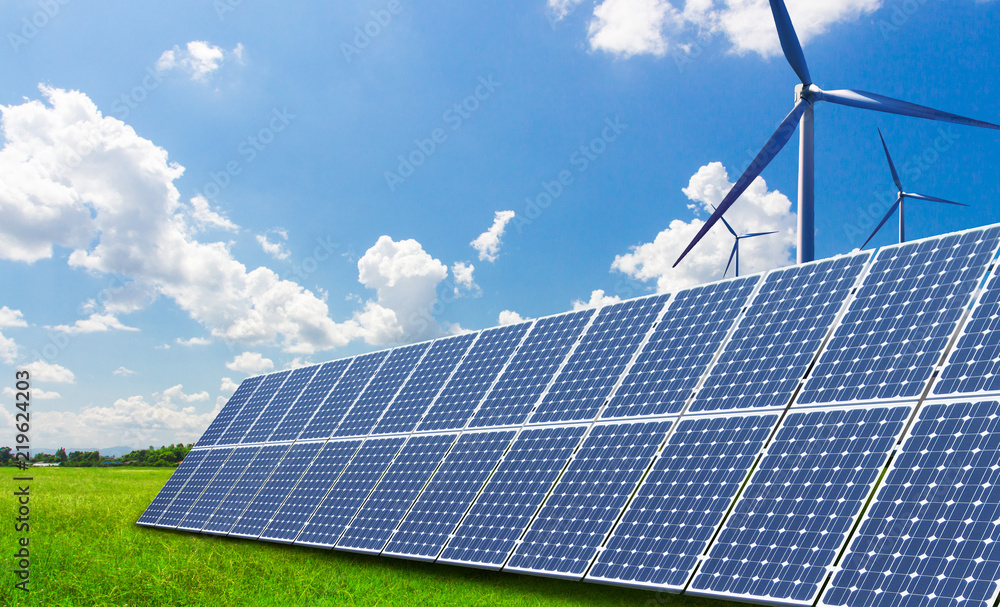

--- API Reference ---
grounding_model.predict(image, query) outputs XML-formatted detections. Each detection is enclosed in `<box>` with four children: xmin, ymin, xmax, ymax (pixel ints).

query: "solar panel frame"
<box><xmin>136</xmin><ymin>449</ymin><xmax>210</xmax><ymax>525</ymax></box>
<box><xmin>195</xmin><ymin>375</ymin><xmax>264</xmax><ymax>447</ymax></box>
<box><xmin>241</xmin><ymin>366</ymin><xmax>320</xmax><ymax>444</ymax></box>
<box><xmin>216</xmin><ymin>371</ymin><xmax>291</xmax><ymax>446</ymax></box>
<box><xmin>268</xmin><ymin>358</ymin><xmax>352</xmax><ymax>442</ymax></box>
<box><xmin>297</xmin><ymin>351</ymin><xmax>388</xmax><ymax>441</ymax></box>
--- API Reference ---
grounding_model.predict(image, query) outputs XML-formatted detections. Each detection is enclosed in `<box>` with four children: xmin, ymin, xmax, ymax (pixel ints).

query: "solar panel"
<box><xmin>258</xmin><ymin>439</ymin><xmax>361</xmax><ymax>543</ymax></box>
<box><xmin>383</xmin><ymin>430</ymin><xmax>516</xmax><ymax>561</ymax></box>
<box><xmin>601</xmin><ymin>276</ymin><xmax>760</xmax><ymax>420</ymax></box>
<box><xmin>195</xmin><ymin>375</ymin><xmax>264</xmax><ymax>447</ymax></box>
<box><xmin>216</xmin><ymin>371</ymin><xmax>290</xmax><ymax>446</ymax></box>
<box><xmin>334</xmin><ymin>343</ymin><xmax>430</xmax><ymax>438</ymax></box>
<box><xmin>689</xmin><ymin>405</ymin><xmax>912</xmax><ymax>606</ymax></box>
<box><xmin>438</xmin><ymin>424</ymin><xmax>588</xmax><ymax>569</ymax></box>
<box><xmin>798</xmin><ymin>226</ymin><xmax>1000</xmax><ymax>406</ymax></box>
<box><xmin>241</xmin><ymin>365</ymin><xmax>319</xmax><ymax>443</ymax></box>
<box><xmin>158</xmin><ymin>447</ymin><xmax>235</xmax><ymax>529</ymax></box>
<box><xmin>587</xmin><ymin>412</ymin><xmax>779</xmax><ymax>591</ymax></box>
<box><xmin>689</xmin><ymin>253</ymin><xmax>870</xmax><ymax>414</ymax></box>
<box><xmin>202</xmin><ymin>444</ymin><xmax>290</xmax><ymax>535</ymax></box>
<box><xmin>469</xmin><ymin>310</ymin><xmax>594</xmax><ymax>428</ymax></box>
<box><xmin>269</xmin><ymin>359</ymin><xmax>352</xmax><ymax>442</ymax></box>
<box><xmin>416</xmin><ymin>323</ymin><xmax>531</xmax><ymax>432</ymax></box>
<box><xmin>294</xmin><ymin>437</ymin><xmax>406</xmax><ymax>547</ymax></box>
<box><xmin>820</xmin><ymin>399</ymin><xmax>1000</xmax><ymax>607</ymax></box>
<box><xmin>528</xmin><ymin>295</ymin><xmax>669</xmax><ymax>424</ymax></box>
<box><xmin>934</xmin><ymin>267</ymin><xmax>1000</xmax><ymax>398</ymax></box>
<box><xmin>297</xmin><ymin>351</ymin><xmax>387</xmax><ymax>441</ymax></box>
<box><xmin>136</xmin><ymin>449</ymin><xmax>209</xmax><ymax>525</ymax></box>
<box><xmin>371</xmin><ymin>334</ymin><xmax>476</xmax><ymax>435</ymax></box>
<box><xmin>228</xmin><ymin>442</ymin><xmax>325</xmax><ymax>539</ymax></box>
<box><xmin>336</xmin><ymin>434</ymin><xmax>457</xmax><ymax>553</ymax></box>
<box><xmin>174</xmin><ymin>446</ymin><xmax>253</xmax><ymax>531</ymax></box>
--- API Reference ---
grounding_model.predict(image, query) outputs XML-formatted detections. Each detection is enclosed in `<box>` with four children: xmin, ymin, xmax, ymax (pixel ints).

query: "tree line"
<box><xmin>0</xmin><ymin>444</ymin><xmax>193</xmax><ymax>467</ymax></box>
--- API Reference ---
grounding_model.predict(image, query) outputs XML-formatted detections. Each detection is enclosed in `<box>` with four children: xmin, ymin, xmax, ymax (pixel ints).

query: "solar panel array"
<box><xmin>140</xmin><ymin>224</ymin><xmax>1000</xmax><ymax>607</ymax></box>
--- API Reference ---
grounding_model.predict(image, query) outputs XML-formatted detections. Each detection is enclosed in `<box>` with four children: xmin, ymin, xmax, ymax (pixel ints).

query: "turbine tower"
<box><xmin>674</xmin><ymin>0</ymin><xmax>999</xmax><ymax>269</ymax></box>
<box><xmin>861</xmin><ymin>129</ymin><xmax>969</xmax><ymax>249</ymax></box>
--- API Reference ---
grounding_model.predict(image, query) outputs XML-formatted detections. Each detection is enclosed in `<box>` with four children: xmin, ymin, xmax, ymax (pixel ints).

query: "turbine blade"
<box><xmin>769</xmin><ymin>0</ymin><xmax>812</xmax><ymax>85</ymax></box>
<box><xmin>821</xmin><ymin>89</ymin><xmax>1000</xmax><ymax>130</ymax></box>
<box><xmin>724</xmin><ymin>242</ymin><xmax>738</xmax><ymax>278</ymax></box>
<box><xmin>861</xmin><ymin>196</ymin><xmax>903</xmax><ymax>250</ymax></box>
<box><xmin>878</xmin><ymin>129</ymin><xmax>904</xmax><ymax>192</ymax></box>
<box><xmin>674</xmin><ymin>100</ymin><xmax>809</xmax><ymax>268</ymax></box>
<box><xmin>742</xmin><ymin>231</ymin><xmax>779</xmax><ymax>238</ymax></box>
<box><xmin>904</xmin><ymin>192</ymin><xmax>968</xmax><ymax>206</ymax></box>
<box><xmin>709</xmin><ymin>205</ymin><xmax>738</xmax><ymax>237</ymax></box>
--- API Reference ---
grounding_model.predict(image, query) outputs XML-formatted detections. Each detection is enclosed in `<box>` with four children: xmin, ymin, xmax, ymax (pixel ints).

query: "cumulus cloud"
<box><xmin>471</xmin><ymin>210</ymin><xmax>515</xmax><ymax>263</ymax></box>
<box><xmin>163</xmin><ymin>384</ymin><xmax>210</xmax><ymax>402</ymax></box>
<box><xmin>0</xmin><ymin>307</ymin><xmax>27</xmax><ymax>328</ymax></box>
<box><xmin>226</xmin><ymin>352</ymin><xmax>274</xmax><ymax>375</ymax></box>
<box><xmin>156</xmin><ymin>41</ymin><xmax>243</xmax><ymax>82</ymax></box>
<box><xmin>50</xmin><ymin>313</ymin><xmax>138</xmax><ymax>334</ymax></box>
<box><xmin>451</xmin><ymin>261</ymin><xmax>480</xmax><ymax>297</ymax></box>
<box><xmin>549</xmin><ymin>0</ymin><xmax>587</xmax><ymax>19</ymax></box>
<box><xmin>188</xmin><ymin>195</ymin><xmax>238</xmax><ymax>232</ymax></box>
<box><xmin>589</xmin><ymin>0</ymin><xmax>681</xmax><ymax>57</ymax></box>
<box><xmin>612</xmin><ymin>161</ymin><xmax>795</xmax><ymax>293</ymax></box>
<box><xmin>0</xmin><ymin>307</ymin><xmax>25</xmax><ymax>364</ymax></box>
<box><xmin>0</xmin><ymin>333</ymin><xmax>17</xmax><ymax>364</ymax></box>
<box><xmin>3</xmin><ymin>386</ymin><xmax>60</xmax><ymax>399</ymax></box>
<box><xmin>220</xmin><ymin>377</ymin><xmax>239</xmax><ymax>394</ymax></box>
<box><xmin>176</xmin><ymin>336</ymin><xmax>212</xmax><ymax>346</ymax></box>
<box><xmin>21</xmin><ymin>360</ymin><xmax>76</xmax><ymax>383</ymax></box>
<box><xmin>572</xmin><ymin>289</ymin><xmax>622</xmax><ymax>310</ymax></box>
<box><xmin>498</xmin><ymin>310</ymin><xmax>529</xmax><ymax>325</ymax></box>
<box><xmin>256</xmin><ymin>228</ymin><xmax>291</xmax><ymax>261</ymax></box>
<box><xmin>113</xmin><ymin>366</ymin><xmax>136</xmax><ymax>377</ymax></box>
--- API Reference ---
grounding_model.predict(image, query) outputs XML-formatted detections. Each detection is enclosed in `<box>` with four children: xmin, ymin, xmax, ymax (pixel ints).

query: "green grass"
<box><xmin>0</xmin><ymin>467</ymin><xmax>744</xmax><ymax>607</ymax></box>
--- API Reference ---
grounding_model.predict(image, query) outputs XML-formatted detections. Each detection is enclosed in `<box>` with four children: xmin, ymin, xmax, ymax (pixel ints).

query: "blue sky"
<box><xmin>1</xmin><ymin>0</ymin><xmax>999</xmax><ymax>449</ymax></box>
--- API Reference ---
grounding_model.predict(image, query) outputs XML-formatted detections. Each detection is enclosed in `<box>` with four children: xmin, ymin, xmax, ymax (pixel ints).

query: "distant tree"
<box><xmin>55</xmin><ymin>447</ymin><xmax>68</xmax><ymax>463</ymax></box>
<box><xmin>0</xmin><ymin>446</ymin><xmax>11</xmax><ymax>465</ymax></box>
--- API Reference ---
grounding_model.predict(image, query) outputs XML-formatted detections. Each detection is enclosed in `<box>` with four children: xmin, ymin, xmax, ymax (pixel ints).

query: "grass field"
<box><xmin>0</xmin><ymin>467</ymin><xmax>744</xmax><ymax>607</ymax></box>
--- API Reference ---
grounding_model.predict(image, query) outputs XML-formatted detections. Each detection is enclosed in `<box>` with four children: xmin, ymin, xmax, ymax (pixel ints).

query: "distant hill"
<box><xmin>34</xmin><ymin>446</ymin><xmax>136</xmax><ymax>458</ymax></box>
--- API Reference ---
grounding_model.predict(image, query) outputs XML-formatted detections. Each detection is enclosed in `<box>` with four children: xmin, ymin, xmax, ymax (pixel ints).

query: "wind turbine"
<box><xmin>714</xmin><ymin>206</ymin><xmax>777</xmax><ymax>278</ymax></box>
<box><xmin>860</xmin><ymin>129</ymin><xmax>969</xmax><ymax>249</ymax></box>
<box><xmin>673</xmin><ymin>0</ymin><xmax>999</xmax><ymax>269</ymax></box>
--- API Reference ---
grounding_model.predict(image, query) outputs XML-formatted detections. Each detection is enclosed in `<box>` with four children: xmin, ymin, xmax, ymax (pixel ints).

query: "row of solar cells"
<box><xmin>140</xmin><ymin>224</ymin><xmax>1000</xmax><ymax>607</ymax></box>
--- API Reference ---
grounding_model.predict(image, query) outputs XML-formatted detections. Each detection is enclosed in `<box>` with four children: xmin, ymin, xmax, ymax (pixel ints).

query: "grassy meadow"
<box><xmin>0</xmin><ymin>467</ymin><xmax>744</xmax><ymax>607</ymax></box>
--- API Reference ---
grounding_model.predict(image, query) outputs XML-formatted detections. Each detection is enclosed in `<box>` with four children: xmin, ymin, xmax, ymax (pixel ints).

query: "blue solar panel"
<box><xmin>334</xmin><ymin>344</ymin><xmax>430</xmax><ymax>438</ymax></box>
<box><xmin>587</xmin><ymin>413</ymin><xmax>778</xmax><ymax>591</ymax></box>
<box><xmin>294</xmin><ymin>437</ymin><xmax>406</xmax><ymax>547</ymax></box>
<box><xmin>195</xmin><ymin>375</ymin><xmax>264</xmax><ymax>447</ymax></box>
<box><xmin>417</xmin><ymin>323</ymin><xmax>530</xmax><ymax>432</ymax></box>
<box><xmin>821</xmin><ymin>399</ymin><xmax>1000</xmax><ymax>607</ymax></box>
<box><xmin>689</xmin><ymin>405</ymin><xmax>912</xmax><ymax>606</ymax></box>
<box><xmin>158</xmin><ymin>447</ymin><xmax>235</xmax><ymax>528</ymax></box>
<box><xmin>690</xmin><ymin>254</ymin><xmax>870</xmax><ymax>414</ymax></box>
<box><xmin>136</xmin><ymin>449</ymin><xmax>209</xmax><ymax>525</ymax></box>
<box><xmin>601</xmin><ymin>276</ymin><xmax>760</xmax><ymax>420</ymax></box>
<box><xmin>297</xmin><ymin>352</ymin><xmax>387</xmax><ymax>440</ymax></box>
<box><xmin>202</xmin><ymin>444</ymin><xmax>290</xmax><ymax>535</ymax></box>
<box><xmin>174</xmin><ymin>447</ymin><xmax>252</xmax><ymax>531</ymax></box>
<box><xmin>241</xmin><ymin>366</ymin><xmax>319</xmax><ymax>443</ymax></box>
<box><xmin>258</xmin><ymin>439</ymin><xmax>361</xmax><ymax>543</ymax></box>
<box><xmin>269</xmin><ymin>359</ymin><xmax>352</xmax><ymax>442</ymax></box>
<box><xmin>216</xmin><ymin>371</ymin><xmax>290</xmax><ymax>445</ymax></box>
<box><xmin>506</xmin><ymin>420</ymin><xmax>673</xmax><ymax>579</ymax></box>
<box><xmin>529</xmin><ymin>296</ymin><xmax>669</xmax><ymax>424</ymax></box>
<box><xmin>438</xmin><ymin>425</ymin><xmax>588</xmax><ymax>569</ymax></box>
<box><xmin>371</xmin><ymin>334</ymin><xmax>476</xmax><ymax>435</ymax></box>
<box><xmin>935</xmin><ymin>267</ymin><xmax>1000</xmax><ymax>397</ymax></box>
<box><xmin>469</xmin><ymin>311</ymin><xmax>594</xmax><ymax>428</ymax></box>
<box><xmin>383</xmin><ymin>430</ymin><xmax>516</xmax><ymax>560</ymax></box>
<box><xmin>799</xmin><ymin>227</ymin><xmax>1000</xmax><ymax>406</ymax></box>
<box><xmin>228</xmin><ymin>442</ymin><xmax>325</xmax><ymax>539</ymax></box>
<box><xmin>336</xmin><ymin>434</ymin><xmax>456</xmax><ymax>553</ymax></box>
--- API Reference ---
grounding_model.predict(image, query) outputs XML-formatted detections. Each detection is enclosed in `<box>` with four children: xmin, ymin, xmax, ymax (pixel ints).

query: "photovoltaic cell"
<box><xmin>136</xmin><ymin>449</ymin><xmax>209</xmax><ymax>525</ymax></box>
<box><xmin>202</xmin><ymin>444</ymin><xmax>290</xmax><ymax>535</ymax></box>
<box><xmin>258</xmin><ymin>439</ymin><xmax>361</xmax><ymax>543</ymax></box>
<box><xmin>417</xmin><ymin>323</ymin><xmax>530</xmax><ymax>433</ymax></box>
<box><xmin>336</xmin><ymin>434</ymin><xmax>456</xmax><ymax>553</ymax></box>
<box><xmin>529</xmin><ymin>296</ymin><xmax>669</xmax><ymax>424</ymax></box>
<box><xmin>228</xmin><ymin>442</ymin><xmax>324</xmax><ymax>539</ymax></box>
<box><xmin>690</xmin><ymin>253</ymin><xmax>870</xmax><ymax>414</ymax></box>
<box><xmin>158</xmin><ymin>448</ymin><xmax>235</xmax><ymax>528</ymax></box>
<box><xmin>334</xmin><ymin>343</ymin><xmax>430</xmax><ymax>438</ymax></box>
<box><xmin>269</xmin><ymin>359</ymin><xmax>352</xmax><ymax>442</ymax></box>
<box><xmin>470</xmin><ymin>311</ymin><xmax>594</xmax><ymax>428</ymax></box>
<box><xmin>438</xmin><ymin>425</ymin><xmax>588</xmax><ymax>569</ymax></box>
<box><xmin>175</xmin><ymin>447</ymin><xmax>252</xmax><ymax>531</ymax></box>
<box><xmin>934</xmin><ymin>267</ymin><xmax>1000</xmax><ymax>397</ymax></box>
<box><xmin>294</xmin><ymin>437</ymin><xmax>405</xmax><ymax>547</ymax></box>
<box><xmin>241</xmin><ymin>366</ymin><xmax>319</xmax><ymax>444</ymax></box>
<box><xmin>195</xmin><ymin>375</ymin><xmax>264</xmax><ymax>447</ymax></box>
<box><xmin>798</xmin><ymin>226</ymin><xmax>1000</xmax><ymax>406</ymax></box>
<box><xmin>371</xmin><ymin>334</ymin><xmax>476</xmax><ymax>435</ymax></box>
<box><xmin>216</xmin><ymin>371</ymin><xmax>290</xmax><ymax>445</ymax></box>
<box><xmin>690</xmin><ymin>405</ymin><xmax>911</xmax><ymax>606</ymax></box>
<box><xmin>297</xmin><ymin>352</ymin><xmax>387</xmax><ymax>441</ymax></box>
<box><xmin>384</xmin><ymin>430</ymin><xmax>516</xmax><ymax>560</ymax></box>
<box><xmin>587</xmin><ymin>413</ymin><xmax>778</xmax><ymax>591</ymax></box>
<box><xmin>506</xmin><ymin>420</ymin><xmax>673</xmax><ymax>579</ymax></box>
<box><xmin>821</xmin><ymin>400</ymin><xmax>1000</xmax><ymax>607</ymax></box>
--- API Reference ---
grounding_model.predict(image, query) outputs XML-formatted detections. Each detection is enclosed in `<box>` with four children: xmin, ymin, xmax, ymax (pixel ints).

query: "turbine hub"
<box><xmin>795</xmin><ymin>83</ymin><xmax>821</xmax><ymax>105</ymax></box>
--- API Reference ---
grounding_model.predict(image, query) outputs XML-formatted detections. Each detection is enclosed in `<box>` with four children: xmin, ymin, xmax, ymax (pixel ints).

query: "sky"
<box><xmin>2</xmin><ymin>0</ymin><xmax>999</xmax><ymax>449</ymax></box>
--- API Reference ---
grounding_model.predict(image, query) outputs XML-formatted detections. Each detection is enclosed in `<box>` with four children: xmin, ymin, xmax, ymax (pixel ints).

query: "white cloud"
<box><xmin>220</xmin><ymin>377</ymin><xmax>239</xmax><ymax>394</ymax></box>
<box><xmin>612</xmin><ymin>161</ymin><xmax>795</xmax><ymax>293</ymax></box>
<box><xmin>163</xmin><ymin>383</ymin><xmax>210</xmax><ymax>402</ymax></box>
<box><xmin>0</xmin><ymin>333</ymin><xmax>18</xmax><ymax>364</ymax></box>
<box><xmin>0</xmin><ymin>308</ymin><xmax>24</xmax><ymax>363</ymax></box>
<box><xmin>113</xmin><ymin>366</ymin><xmax>136</xmax><ymax>377</ymax></box>
<box><xmin>156</xmin><ymin>41</ymin><xmax>243</xmax><ymax>82</ymax></box>
<box><xmin>549</xmin><ymin>0</ymin><xmax>587</xmax><ymax>19</ymax></box>
<box><xmin>226</xmin><ymin>352</ymin><xmax>274</xmax><ymax>375</ymax></box>
<box><xmin>188</xmin><ymin>195</ymin><xmax>238</xmax><ymax>232</ymax></box>
<box><xmin>451</xmin><ymin>261</ymin><xmax>480</xmax><ymax>297</ymax></box>
<box><xmin>3</xmin><ymin>386</ymin><xmax>60</xmax><ymax>399</ymax></box>
<box><xmin>50</xmin><ymin>313</ymin><xmax>139</xmax><ymax>334</ymax></box>
<box><xmin>22</xmin><ymin>360</ymin><xmax>76</xmax><ymax>383</ymax></box>
<box><xmin>471</xmin><ymin>210</ymin><xmax>515</xmax><ymax>263</ymax></box>
<box><xmin>589</xmin><ymin>0</ymin><xmax>680</xmax><ymax>57</ymax></box>
<box><xmin>256</xmin><ymin>228</ymin><xmax>291</xmax><ymax>261</ymax></box>
<box><xmin>176</xmin><ymin>336</ymin><xmax>211</xmax><ymax>346</ymax></box>
<box><xmin>0</xmin><ymin>307</ymin><xmax>27</xmax><ymax>328</ymax></box>
<box><xmin>572</xmin><ymin>289</ymin><xmax>622</xmax><ymax>310</ymax></box>
<box><xmin>498</xmin><ymin>310</ymin><xmax>528</xmax><ymax>325</ymax></box>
